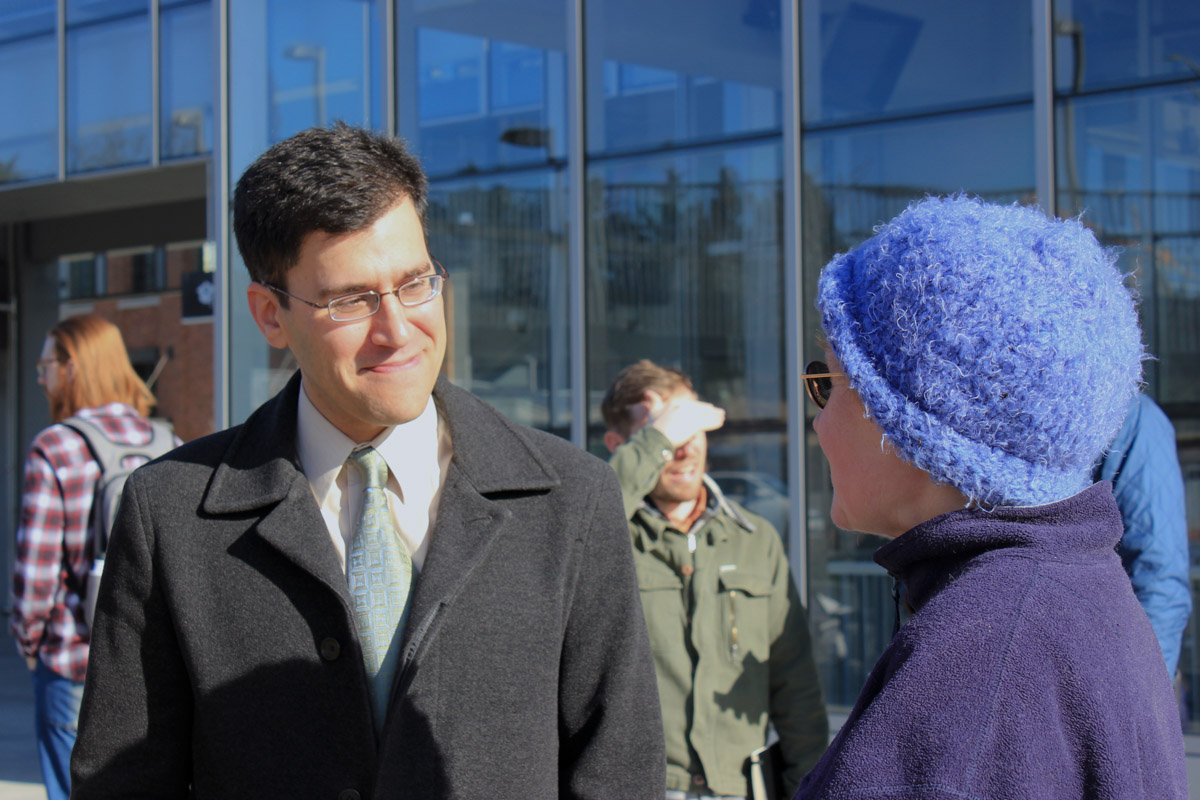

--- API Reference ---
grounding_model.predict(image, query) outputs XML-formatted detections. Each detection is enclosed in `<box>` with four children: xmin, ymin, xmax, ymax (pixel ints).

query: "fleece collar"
<box><xmin>875</xmin><ymin>482</ymin><xmax>1124</xmax><ymax>613</ymax></box>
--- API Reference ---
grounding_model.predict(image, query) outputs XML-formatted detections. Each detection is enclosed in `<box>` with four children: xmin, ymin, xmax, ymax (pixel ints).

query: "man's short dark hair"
<box><xmin>232</xmin><ymin>123</ymin><xmax>429</xmax><ymax>293</ymax></box>
<box><xmin>601</xmin><ymin>360</ymin><xmax>694</xmax><ymax>438</ymax></box>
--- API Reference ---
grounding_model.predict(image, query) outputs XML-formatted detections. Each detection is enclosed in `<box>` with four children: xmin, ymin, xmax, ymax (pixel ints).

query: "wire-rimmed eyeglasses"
<box><xmin>262</xmin><ymin>261</ymin><xmax>448</xmax><ymax>322</ymax></box>
<box><xmin>801</xmin><ymin>360</ymin><xmax>844</xmax><ymax>409</ymax></box>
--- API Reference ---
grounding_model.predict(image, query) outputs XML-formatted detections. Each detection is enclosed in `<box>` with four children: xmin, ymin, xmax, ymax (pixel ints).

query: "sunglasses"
<box><xmin>802</xmin><ymin>361</ymin><xmax>844</xmax><ymax>409</ymax></box>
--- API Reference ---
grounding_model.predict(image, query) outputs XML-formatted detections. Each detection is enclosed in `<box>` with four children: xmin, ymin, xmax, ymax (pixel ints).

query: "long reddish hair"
<box><xmin>46</xmin><ymin>314</ymin><xmax>155</xmax><ymax>423</ymax></box>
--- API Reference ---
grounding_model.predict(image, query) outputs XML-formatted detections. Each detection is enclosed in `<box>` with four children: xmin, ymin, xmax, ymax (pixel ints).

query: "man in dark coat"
<box><xmin>71</xmin><ymin>124</ymin><xmax>665</xmax><ymax>800</ymax></box>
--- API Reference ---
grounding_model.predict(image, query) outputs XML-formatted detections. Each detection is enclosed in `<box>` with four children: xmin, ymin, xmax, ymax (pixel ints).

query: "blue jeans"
<box><xmin>31</xmin><ymin>659</ymin><xmax>84</xmax><ymax>800</ymax></box>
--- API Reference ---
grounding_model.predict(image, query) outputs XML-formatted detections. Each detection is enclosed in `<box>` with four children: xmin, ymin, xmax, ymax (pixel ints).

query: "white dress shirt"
<box><xmin>296</xmin><ymin>381</ymin><xmax>452</xmax><ymax>573</ymax></box>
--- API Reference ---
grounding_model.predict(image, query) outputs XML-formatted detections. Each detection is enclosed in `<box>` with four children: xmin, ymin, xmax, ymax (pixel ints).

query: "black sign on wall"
<box><xmin>182</xmin><ymin>270</ymin><xmax>214</xmax><ymax>319</ymax></box>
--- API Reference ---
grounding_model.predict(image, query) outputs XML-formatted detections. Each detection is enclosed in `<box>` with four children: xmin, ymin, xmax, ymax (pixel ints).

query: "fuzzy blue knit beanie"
<box><xmin>817</xmin><ymin>195</ymin><xmax>1143</xmax><ymax>507</ymax></box>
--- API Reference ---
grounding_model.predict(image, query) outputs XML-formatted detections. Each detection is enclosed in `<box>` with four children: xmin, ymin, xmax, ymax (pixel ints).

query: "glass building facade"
<box><xmin>2</xmin><ymin>0</ymin><xmax>1199</xmax><ymax>727</ymax></box>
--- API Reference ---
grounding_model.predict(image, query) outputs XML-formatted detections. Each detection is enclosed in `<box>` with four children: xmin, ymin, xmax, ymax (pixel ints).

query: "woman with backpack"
<box><xmin>10</xmin><ymin>313</ymin><xmax>175</xmax><ymax>800</ymax></box>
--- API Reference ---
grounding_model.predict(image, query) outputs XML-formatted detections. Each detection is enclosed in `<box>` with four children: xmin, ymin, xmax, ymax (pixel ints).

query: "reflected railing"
<box><xmin>813</xmin><ymin>559</ymin><xmax>896</xmax><ymax>709</ymax></box>
<box><xmin>1176</xmin><ymin>567</ymin><xmax>1200</xmax><ymax>733</ymax></box>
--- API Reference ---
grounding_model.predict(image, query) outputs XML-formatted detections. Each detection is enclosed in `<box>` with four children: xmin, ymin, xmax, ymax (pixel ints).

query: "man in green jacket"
<box><xmin>602</xmin><ymin>360</ymin><xmax>828</xmax><ymax>799</ymax></box>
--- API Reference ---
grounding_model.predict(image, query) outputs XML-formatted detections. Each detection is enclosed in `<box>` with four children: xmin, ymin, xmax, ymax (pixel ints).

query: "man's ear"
<box><xmin>246</xmin><ymin>282</ymin><xmax>291</xmax><ymax>350</ymax></box>
<box><xmin>604</xmin><ymin>430</ymin><xmax>626</xmax><ymax>454</ymax></box>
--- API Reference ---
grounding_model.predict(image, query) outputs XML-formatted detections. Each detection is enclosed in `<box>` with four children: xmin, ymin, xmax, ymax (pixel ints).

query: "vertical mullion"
<box><xmin>151</xmin><ymin>0</ymin><xmax>160</xmax><ymax>165</ymax></box>
<box><xmin>212</xmin><ymin>0</ymin><xmax>230</xmax><ymax>430</ymax></box>
<box><xmin>1033</xmin><ymin>0</ymin><xmax>1055</xmax><ymax>213</ymax></box>
<box><xmin>782</xmin><ymin>0</ymin><xmax>807</xmax><ymax>602</ymax></box>
<box><xmin>57</xmin><ymin>0</ymin><xmax>66</xmax><ymax>180</ymax></box>
<box><xmin>567</xmin><ymin>0</ymin><xmax>587</xmax><ymax>447</ymax></box>
<box><xmin>384</xmin><ymin>0</ymin><xmax>395</xmax><ymax>136</ymax></box>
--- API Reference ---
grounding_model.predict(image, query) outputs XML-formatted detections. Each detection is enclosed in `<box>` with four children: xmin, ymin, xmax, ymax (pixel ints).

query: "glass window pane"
<box><xmin>803</xmin><ymin>0</ymin><xmax>1031</xmax><ymax>125</ymax></box>
<box><xmin>426</xmin><ymin>172</ymin><xmax>570</xmax><ymax>434</ymax></box>
<box><xmin>161</xmin><ymin>0</ymin><xmax>213</xmax><ymax>159</ymax></box>
<box><xmin>586</xmin><ymin>142</ymin><xmax>788</xmax><ymax>532</ymax></box>
<box><xmin>586</xmin><ymin>0</ymin><xmax>781</xmax><ymax>155</ymax></box>
<box><xmin>802</xmin><ymin>107</ymin><xmax>1035</xmax><ymax>706</ymax></box>
<box><xmin>67</xmin><ymin>0</ymin><xmax>144</xmax><ymax>25</ymax></box>
<box><xmin>67</xmin><ymin>0</ymin><xmax>152</xmax><ymax>172</ymax></box>
<box><xmin>1056</xmin><ymin>88</ymin><xmax>1200</xmax><ymax>409</ymax></box>
<box><xmin>0</xmin><ymin>1</ymin><xmax>57</xmax><ymax>183</ymax></box>
<box><xmin>59</xmin><ymin>254</ymin><xmax>99</xmax><ymax>300</ymax></box>
<box><xmin>1054</xmin><ymin>0</ymin><xmax>1200</xmax><ymax>94</ymax></box>
<box><xmin>227</xmin><ymin>0</ymin><xmax>391</xmax><ymax>423</ymax></box>
<box><xmin>106</xmin><ymin>247</ymin><xmax>160</xmax><ymax>294</ymax></box>
<box><xmin>397</xmin><ymin>0</ymin><xmax>567</xmax><ymax>177</ymax></box>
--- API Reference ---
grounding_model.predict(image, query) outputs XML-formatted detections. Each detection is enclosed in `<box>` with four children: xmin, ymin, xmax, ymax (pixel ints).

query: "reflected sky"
<box><xmin>804</xmin><ymin>0</ymin><xmax>1031</xmax><ymax>124</ymax></box>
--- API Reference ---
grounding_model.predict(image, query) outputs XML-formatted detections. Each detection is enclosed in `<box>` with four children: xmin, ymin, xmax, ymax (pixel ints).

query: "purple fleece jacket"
<box><xmin>796</xmin><ymin>483</ymin><xmax>1186</xmax><ymax>800</ymax></box>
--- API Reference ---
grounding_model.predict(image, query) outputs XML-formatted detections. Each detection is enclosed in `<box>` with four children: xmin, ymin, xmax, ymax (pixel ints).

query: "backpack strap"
<box><xmin>62</xmin><ymin>415</ymin><xmax>175</xmax><ymax>469</ymax></box>
<box><xmin>62</xmin><ymin>415</ymin><xmax>125</xmax><ymax>477</ymax></box>
<box><xmin>61</xmin><ymin>415</ymin><xmax>175</xmax><ymax>558</ymax></box>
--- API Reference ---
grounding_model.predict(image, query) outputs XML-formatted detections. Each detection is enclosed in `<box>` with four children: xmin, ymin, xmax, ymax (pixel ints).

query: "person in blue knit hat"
<box><xmin>794</xmin><ymin>195</ymin><xmax>1187</xmax><ymax>800</ymax></box>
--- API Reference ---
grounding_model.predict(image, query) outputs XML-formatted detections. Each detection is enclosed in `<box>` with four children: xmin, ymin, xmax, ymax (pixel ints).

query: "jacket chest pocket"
<box><xmin>717</xmin><ymin>570</ymin><xmax>772</xmax><ymax>663</ymax></box>
<box><xmin>636</xmin><ymin>565</ymin><xmax>685</xmax><ymax>656</ymax></box>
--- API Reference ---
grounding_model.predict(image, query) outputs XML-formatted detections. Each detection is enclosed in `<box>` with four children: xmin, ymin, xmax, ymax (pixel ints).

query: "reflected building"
<box><xmin>1</xmin><ymin>0</ymin><xmax>1199</xmax><ymax>728</ymax></box>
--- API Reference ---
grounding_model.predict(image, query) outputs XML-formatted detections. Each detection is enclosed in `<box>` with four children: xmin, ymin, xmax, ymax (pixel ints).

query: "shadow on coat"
<box><xmin>73</xmin><ymin>655</ymin><xmax>450</xmax><ymax>799</ymax></box>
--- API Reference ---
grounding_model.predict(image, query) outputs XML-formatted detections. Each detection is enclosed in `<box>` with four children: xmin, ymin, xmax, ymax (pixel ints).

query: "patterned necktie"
<box><xmin>346</xmin><ymin>446</ymin><xmax>414</xmax><ymax>736</ymax></box>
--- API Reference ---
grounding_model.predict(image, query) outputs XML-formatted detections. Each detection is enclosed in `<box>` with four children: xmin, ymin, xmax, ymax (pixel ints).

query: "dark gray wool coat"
<box><xmin>71</xmin><ymin>373</ymin><xmax>665</xmax><ymax>800</ymax></box>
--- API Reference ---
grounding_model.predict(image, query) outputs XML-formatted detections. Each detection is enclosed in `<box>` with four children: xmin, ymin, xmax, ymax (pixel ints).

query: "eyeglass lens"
<box><xmin>803</xmin><ymin>361</ymin><xmax>834</xmax><ymax>409</ymax></box>
<box><xmin>327</xmin><ymin>273</ymin><xmax>445</xmax><ymax>321</ymax></box>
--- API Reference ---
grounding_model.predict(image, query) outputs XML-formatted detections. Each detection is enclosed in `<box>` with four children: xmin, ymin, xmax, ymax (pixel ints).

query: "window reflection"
<box><xmin>254</xmin><ymin>0</ymin><xmax>385</xmax><ymax>142</ymax></box>
<box><xmin>585</xmin><ymin>143</ymin><xmax>787</xmax><ymax>502</ymax></box>
<box><xmin>587</xmin><ymin>0</ymin><xmax>781</xmax><ymax>154</ymax></box>
<box><xmin>1054</xmin><ymin>0</ymin><xmax>1200</xmax><ymax>94</ymax></box>
<box><xmin>66</xmin><ymin>0</ymin><xmax>152</xmax><ymax>172</ymax></box>
<box><xmin>398</xmin><ymin>0</ymin><xmax>566</xmax><ymax>177</ymax></box>
<box><xmin>394</xmin><ymin>0</ymin><xmax>570</xmax><ymax>434</ymax></box>
<box><xmin>227</xmin><ymin>0</ymin><xmax>388</xmax><ymax>422</ymax></box>
<box><xmin>1056</xmin><ymin>88</ymin><xmax>1200</xmax><ymax>409</ymax></box>
<box><xmin>0</xmin><ymin>1</ymin><xmax>57</xmax><ymax>183</ymax></box>
<box><xmin>803</xmin><ymin>0</ymin><xmax>1031</xmax><ymax>124</ymax></box>
<box><xmin>161</xmin><ymin>0</ymin><xmax>213</xmax><ymax>159</ymax></box>
<box><xmin>425</xmin><ymin>172</ymin><xmax>570</xmax><ymax>435</ymax></box>
<box><xmin>802</xmin><ymin>107</ymin><xmax>1035</xmax><ymax>707</ymax></box>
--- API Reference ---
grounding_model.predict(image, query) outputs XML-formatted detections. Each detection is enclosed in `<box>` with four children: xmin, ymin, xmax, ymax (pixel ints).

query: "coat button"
<box><xmin>337</xmin><ymin>790</ymin><xmax>361</xmax><ymax>800</ymax></box>
<box><xmin>320</xmin><ymin>637</ymin><xmax>341</xmax><ymax>661</ymax></box>
<box><xmin>692</xmin><ymin>774</ymin><xmax>706</xmax><ymax>786</ymax></box>
<box><xmin>680</xmin><ymin>564</ymin><xmax>695</xmax><ymax>576</ymax></box>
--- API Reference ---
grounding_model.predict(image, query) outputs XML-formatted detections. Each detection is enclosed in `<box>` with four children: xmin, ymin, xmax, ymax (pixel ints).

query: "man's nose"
<box><xmin>370</xmin><ymin>292</ymin><xmax>412</xmax><ymax>344</ymax></box>
<box><xmin>674</xmin><ymin>438</ymin><xmax>697</xmax><ymax>460</ymax></box>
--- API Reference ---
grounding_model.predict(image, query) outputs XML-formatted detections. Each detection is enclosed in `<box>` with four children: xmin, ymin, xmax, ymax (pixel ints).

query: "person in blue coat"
<box><xmin>1095</xmin><ymin>392</ymin><xmax>1192</xmax><ymax>676</ymax></box>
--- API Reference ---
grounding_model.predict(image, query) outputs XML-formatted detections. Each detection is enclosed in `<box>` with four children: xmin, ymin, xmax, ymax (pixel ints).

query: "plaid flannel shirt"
<box><xmin>10</xmin><ymin>403</ymin><xmax>171</xmax><ymax>682</ymax></box>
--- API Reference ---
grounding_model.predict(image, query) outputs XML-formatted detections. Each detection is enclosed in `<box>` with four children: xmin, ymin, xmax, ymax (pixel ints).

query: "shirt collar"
<box><xmin>296</xmin><ymin>380</ymin><xmax>439</xmax><ymax>504</ymax></box>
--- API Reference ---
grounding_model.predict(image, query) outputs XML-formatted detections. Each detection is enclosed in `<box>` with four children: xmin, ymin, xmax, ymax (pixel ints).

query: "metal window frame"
<box><xmin>783</xmin><ymin>0</ymin><xmax>807</xmax><ymax>601</ymax></box>
<box><xmin>211</xmin><ymin>0</ymin><xmax>230</xmax><ymax>430</ymax></box>
<box><xmin>567</xmin><ymin>0</ymin><xmax>587</xmax><ymax>446</ymax></box>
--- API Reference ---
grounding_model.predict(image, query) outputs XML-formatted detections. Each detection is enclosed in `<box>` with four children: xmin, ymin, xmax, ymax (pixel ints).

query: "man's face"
<box><xmin>646</xmin><ymin>391</ymin><xmax>707</xmax><ymax>506</ymax></box>
<box><xmin>247</xmin><ymin>196</ymin><xmax>446</xmax><ymax>442</ymax></box>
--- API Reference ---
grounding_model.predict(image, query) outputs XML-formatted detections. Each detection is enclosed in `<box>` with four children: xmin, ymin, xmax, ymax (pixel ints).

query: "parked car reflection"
<box><xmin>710</xmin><ymin>470</ymin><xmax>789</xmax><ymax>538</ymax></box>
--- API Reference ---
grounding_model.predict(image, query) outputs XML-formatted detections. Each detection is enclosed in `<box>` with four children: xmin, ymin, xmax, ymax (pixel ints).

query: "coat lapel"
<box><xmin>395</xmin><ymin>377</ymin><xmax>562</xmax><ymax>679</ymax></box>
<box><xmin>197</xmin><ymin>374</ymin><xmax>568</xmax><ymax>706</ymax></box>
<box><xmin>201</xmin><ymin>372</ymin><xmax>350</xmax><ymax>606</ymax></box>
